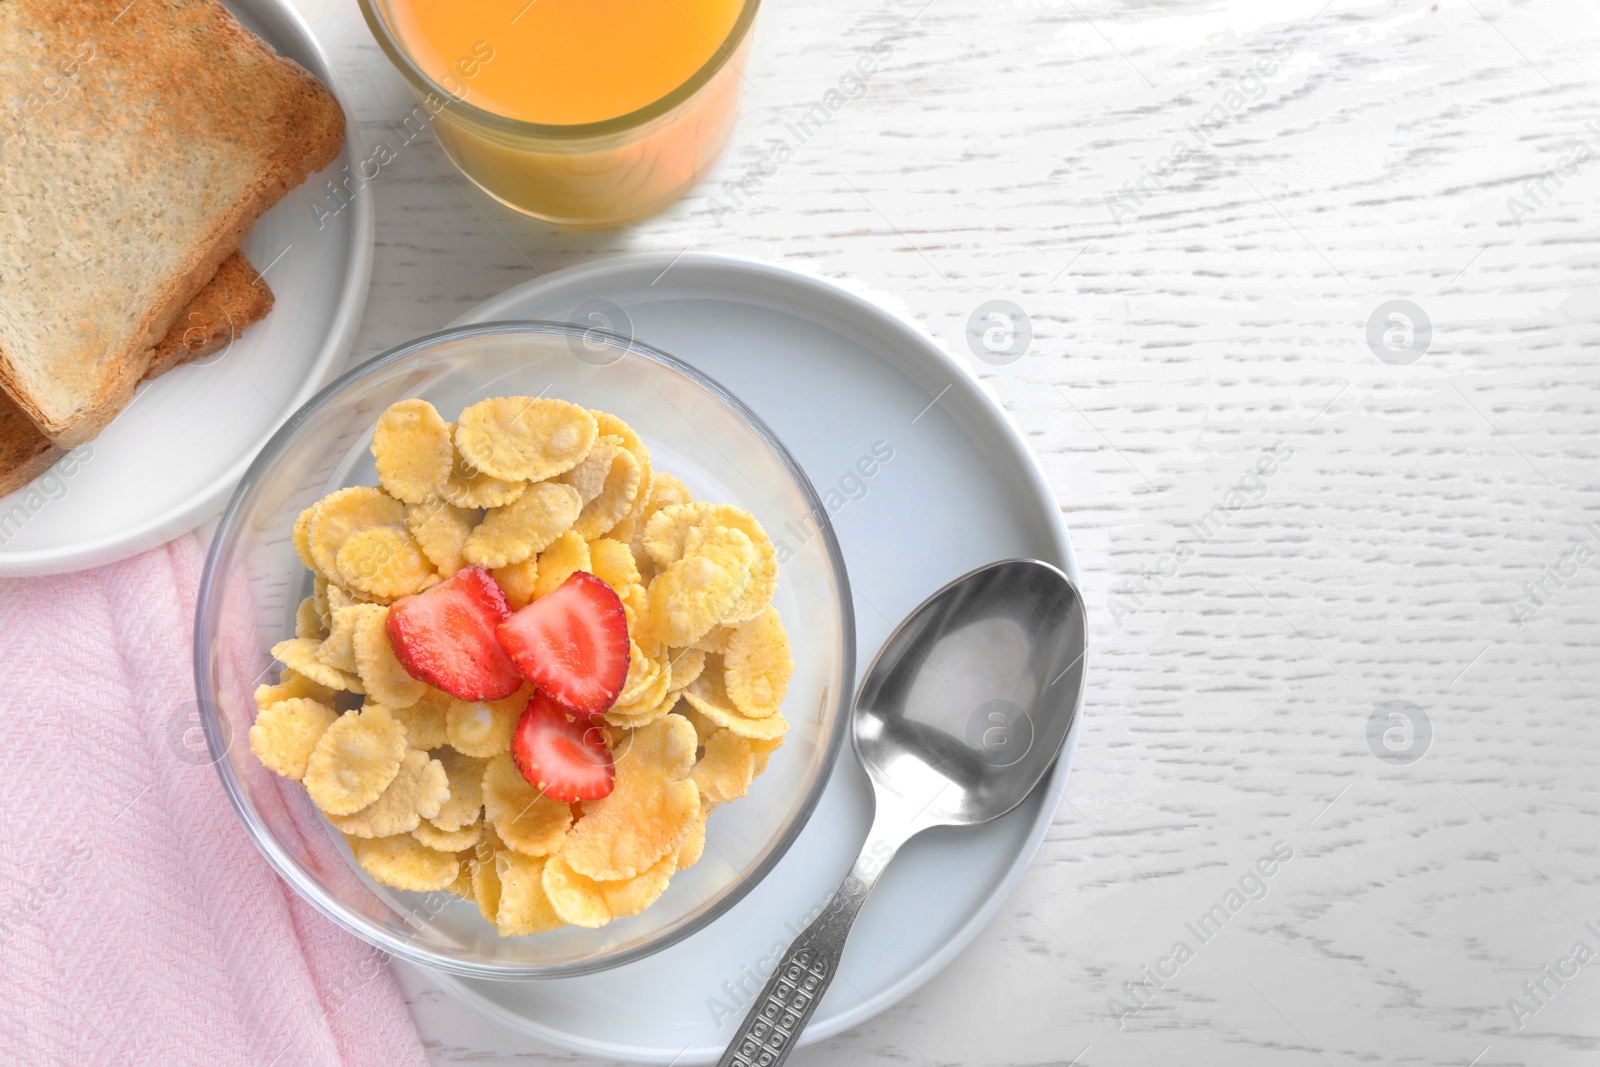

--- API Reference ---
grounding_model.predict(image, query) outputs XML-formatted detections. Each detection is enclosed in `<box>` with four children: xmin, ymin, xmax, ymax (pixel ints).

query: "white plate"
<box><xmin>426</xmin><ymin>253</ymin><xmax>1081</xmax><ymax>1063</ymax></box>
<box><xmin>0</xmin><ymin>0</ymin><xmax>372</xmax><ymax>577</ymax></box>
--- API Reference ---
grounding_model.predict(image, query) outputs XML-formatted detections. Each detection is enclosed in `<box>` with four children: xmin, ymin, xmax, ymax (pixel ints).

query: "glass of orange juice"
<box><xmin>358</xmin><ymin>0</ymin><xmax>758</xmax><ymax>227</ymax></box>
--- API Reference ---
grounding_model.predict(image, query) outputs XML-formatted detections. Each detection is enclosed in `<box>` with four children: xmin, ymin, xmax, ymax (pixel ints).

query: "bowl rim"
<box><xmin>194</xmin><ymin>319</ymin><xmax>855</xmax><ymax>979</ymax></box>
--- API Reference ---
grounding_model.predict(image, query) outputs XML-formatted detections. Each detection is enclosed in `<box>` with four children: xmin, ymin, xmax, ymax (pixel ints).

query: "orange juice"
<box><xmin>362</xmin><ymin>0</ymin><xmax>757</xmax><ymax>226</ymax></box>
<box><xmin>388</xmin><ymin>0</ymin><xmax>744</xmax><ymax>126</ymax></box>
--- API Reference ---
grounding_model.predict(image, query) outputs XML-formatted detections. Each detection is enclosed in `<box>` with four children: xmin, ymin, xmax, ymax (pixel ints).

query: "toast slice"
<box><xmin>0</xmin><ymin>251</ymin><xmax>274</xmax><ymax>499</ymax></box>
<box><xmin>0</xmin><ymin>0</ymin><xmax>343</xmax><ymax>447</ymax></box>
<box><xmin>142</xmin><ymin>250</ymin><xmax>275</xmax><ymax>381</ymax></box>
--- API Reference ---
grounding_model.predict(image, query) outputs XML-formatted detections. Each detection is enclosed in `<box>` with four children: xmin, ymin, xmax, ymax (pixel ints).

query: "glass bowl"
<box><xmin>194</xmin><ymin>321</ymin><xmax>853</xmax><ymax>979</ymax></box>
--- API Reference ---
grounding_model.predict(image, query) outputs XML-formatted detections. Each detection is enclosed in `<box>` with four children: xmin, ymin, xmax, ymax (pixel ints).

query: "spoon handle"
<box><xmin>716</xmin><ymin>806</ymin><xmax>917</xmax><ymax>1067</ymax></box>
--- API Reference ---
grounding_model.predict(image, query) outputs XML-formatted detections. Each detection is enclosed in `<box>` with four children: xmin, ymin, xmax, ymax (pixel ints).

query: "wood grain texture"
<box><xmin>288</xmin><ymin>0</ymin><xmax>1600</xmax><ymax>1062</ymax></box>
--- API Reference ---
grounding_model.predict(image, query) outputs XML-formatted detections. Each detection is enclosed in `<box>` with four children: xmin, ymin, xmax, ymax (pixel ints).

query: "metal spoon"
<box><xmin>717</xmin><ymin>558</ymin><xmax>1088</xmax><ymax>1067</ymax></box>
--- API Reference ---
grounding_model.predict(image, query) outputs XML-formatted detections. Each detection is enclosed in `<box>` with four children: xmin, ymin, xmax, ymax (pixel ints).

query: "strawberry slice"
<box><xmin>496</xmin><ymin>571</ymin><xmax>630</xmax><ymax>717</ymax></box>
<box><xmin>511</xmin><ymin>691</ymin><xmax>615</xmax><ymax>802</ymax></box>
<box><xmin>386</xmin><ymin>566</ymin><xmax>523</xmax><ymax>701</ymax></box>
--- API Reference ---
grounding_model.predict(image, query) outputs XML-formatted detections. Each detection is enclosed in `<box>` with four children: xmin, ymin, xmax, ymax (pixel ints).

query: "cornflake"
<box><xmin>303</xmin><ymin>705</ymin><xmax>408</xmax><ymax>815</ymax></box>
<box><xmin>439</xmin><ymin>448</ymin><xmax>527</xmax><ymax>510</ymax></box>
<box><xmin>722</xmin><ymin>607</ymin><xmax>793</xmax><ymax>719</ymax></box>
<box><xmin>446</xmin><ymin>688</ymin><xmax>528</xmax><ymax>758</ymax></box>
<box><xmin>272</xmin><ymin>637</ymin><xmax>364</xmax><ymax>694</ymax></box>
<box><xmin>356</xmin><ymin>834</ymin><xmax>459</xmax><ymax>892</ymax></box>
<box><xmin>682</xmin><ymin>667</ymin><xmax>789</xmax><ymax>741</ymax></box>
<box><xmin>407</xmin><ymin>499</ymin><xmax>477</xmax><ymax>577</ymax></box>
<box><xmin>430</xmin><ymin>748</ymin><xmax>487</xmax><ymax>832</ymax></box>
<box><xmin>463</xmin><ymin>481</ymin><xmax>582</xmax><ymax>569</ymax></box>
<box><xmin>249</xmin><ymin>697</ymin><xmax>337</xmax><ymax>780</ymax></box>
<box><xmin>353</xmin><ymin>606</ymin><xmax>427</xmax><ymax>708</ymax></box>
<box><xmin>455</xmin><ymin>397</ymin><xmax>597</xmax><ymax>483</ymax></box>
<box><xmin>532</xmin><ymin>530</ymin><xmax>591</xmax><ymax>600</ymax></box>
<box><xmin>482</xmin><ymin>754</ymin><xmax>572</xmax><ymax>856</ymax></box>
<box><xmin>329</xmin><ymin>748</ymin><xmax>449</xmax><ymax>839</ymax></box>
<box><xmin>387</xmin><ymin>687</ymin><xmax>451</xmax><ymax>749</ymax></box>
<box><xmin>306</xmin><ymin>486</ymin><xmax>405</xmax><ymax>580</ymax></box>
<box><xmin>371</xmin><ymin>399</ymin><xmax>454</xmax><ymax>504</ymax></box>
<box><xmin>494</xmin><ymin>852</ymin><xmax>565</xmax><ymax>936</ymax></box>
<box><xmin>562</xmin><ymin>716</ymin><xmax>698</xmax><ymax>881</ymax></box>
<box><xmin>644</xmin><ymin>526</ymin><xmax>755</xmax><ymax>648</ymax></box>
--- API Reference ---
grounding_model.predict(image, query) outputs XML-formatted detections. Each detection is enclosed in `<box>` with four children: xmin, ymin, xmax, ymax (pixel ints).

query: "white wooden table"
<box><xmin>288</xmin><ymin>0</ymin><xmax>1600</xmax><ymax>1062</ymax></box>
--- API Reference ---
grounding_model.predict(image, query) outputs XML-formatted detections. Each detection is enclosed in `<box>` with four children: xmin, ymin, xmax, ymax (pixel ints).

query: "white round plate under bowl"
<box><xmin>0</xmin><ymin>0</ymin><xmax>372</xmax><ymax>577</ymax></box>
<box><xmin>413</xmin><ymin>253</ymin><xmax>1081</xmax><ymax>1064</ymax></box>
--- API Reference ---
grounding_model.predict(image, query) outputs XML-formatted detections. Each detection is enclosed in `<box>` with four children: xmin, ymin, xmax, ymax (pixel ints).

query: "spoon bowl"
<box><xmin>854</xmin><ymin>559</ymin><xmax>1087</xmax><ymax>829</ymax></box>
<box><xmin>718</xmin><ymin>559</ymin><xmax>1086</xmax><ymax>1067</ymax></box>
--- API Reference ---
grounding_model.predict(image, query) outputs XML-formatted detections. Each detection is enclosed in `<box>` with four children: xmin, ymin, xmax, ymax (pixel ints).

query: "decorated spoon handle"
<box><xmin>716</xmin><ymin>807</ymin><xmax>917</xmax><ymax>1067</ymax></box>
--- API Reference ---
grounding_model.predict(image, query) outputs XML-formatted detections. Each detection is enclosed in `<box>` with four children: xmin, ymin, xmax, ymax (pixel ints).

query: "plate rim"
<box><xmin>427</xmin><ymin>252</ymin><xmax>1082</xmax><ymax>1062</ymax></box>
<box><xmin>0</xmin><ymin>0</ymin><xmax>374</xmax><ymax>577</ymax></box>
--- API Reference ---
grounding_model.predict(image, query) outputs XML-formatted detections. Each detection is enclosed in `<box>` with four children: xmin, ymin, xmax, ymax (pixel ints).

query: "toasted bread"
<box><xmin>0</xmin><ymin>0</ymin><xmax>343</xmax><ymax>447</ymax></box>
<box><xmin>0</xmin><ymin>251</ymin><xmax>273</xmax><ymax>499</ymax></box>
<box><xmin>142</xmin><ymin>250</ymin><xmax>275</xmax><ymax>381</ymax></box>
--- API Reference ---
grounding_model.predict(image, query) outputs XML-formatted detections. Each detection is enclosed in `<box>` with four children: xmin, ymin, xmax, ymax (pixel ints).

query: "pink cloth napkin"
<box><xmin>0</xmin><ymin>537</ymin><xmax>429</xmax><ymax>1067</ymax></box>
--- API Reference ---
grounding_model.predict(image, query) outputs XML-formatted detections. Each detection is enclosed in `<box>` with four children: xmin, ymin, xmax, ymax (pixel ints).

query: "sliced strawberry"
<box><xmin>496</xmin><ymin>571</ymin><xmax>630</xmax><ymax>717</ymax></box>
<box><xmin>386</xmin><ymin>566</ymin><xmax>522</xmax><ymax>701</ymax></box>
<box><xmin>511</xmin><ymin>691</ymin><xmax>615</xmax><ymax>802</ymax></box>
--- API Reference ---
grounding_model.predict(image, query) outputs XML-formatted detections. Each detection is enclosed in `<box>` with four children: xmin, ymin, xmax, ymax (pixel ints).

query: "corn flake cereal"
<box><xmin>491</xmin><ymin>557</ymin><xmax>539</xmax><ymax>611</ymax></box>
<box><xmin>558</xmin><ymin>435</ymin><xmax>621</xmax><ymax>502</ymax></box>
<box><xmin>482</xmin><ymin>754</ymin><xmax>573</xmax><ymax>856</ymax></box>
<box><xmin>303</xmin><ymin>704</ymin><xmax>408</xmax><ymax>815</ymax></box>
<box><xmin>494</xmin><ymin>852</ymin><xmax>565</xmax><ymax>935</ymax></box>
<box><xmin>749</xmin><ymin>736</ymin><xmax>784</xmax><ymax>776</ymax></box>
<box><xmin>295</xmin><ymin>597</ymin><xmax>325</xmax><ymax>640</ymax></box>
<box><xmin>406</xmin><ymin>499</ymin><xmax>477</xmax><ymax>577</ymax></box>
<box><xmin>388</xmin><ymin>688</ymin><xmax>451</xmax><ymax>749</ymax></box>
<box><xmin>681</xmin><ymin>509</ymin><xmax>777</xmax><ymax>623</ymax></box>
<box><xmin>677</xmin><ymin>706</ymin><xmax>719</xmax><ymax>749</ymax></box>
<box><xmin>682</xmin><ymin>668</ymin><xmax>789</xmax><ymax>741</ymax></box>
<box><xmin>356</xmin><ymin>833</ymin><xmax>459</xmax><ymax>893</ymax></box>
<box><xmin>446</xmin><ymin>688</ymin><xmax>528</xmax><ymax>758</ymax></box>
<box><xmin>692</xmin><ymin>729</ymin><xmax>758</xmax><ymax>803</ymax></box>
<box><xmin>571</xmin><ymin>445</ymin><xmax>641</xmax><ymax>540</ymax></box>
<box><xmin>676</xmin><ymin>800</ymin><xmax>713</xmax><ymax>869</ymax></box>
<box><xmin>249</xmin><ymin>697</ymin><xmax>337</xmax><ymax>780</ymax></box>
<box><xmin>463</xmin><ymin>481</ymin><xmax>582</xmax><ymax>569</ymax></box>
<box><xmin>455</xmin><ymin>397</ymin><xmax>598</xmax><ymax>483</ymax></box>
<box><xmin>644</xmin><ymin>526</ymin><xmax>755</xmax><ymax>648</ymax></box>
<box><xmin>292</xmin><ymin>504</ymin><xmax>317</xmax><ymax>571</ymax></box>
<box><xmin>353</xmin><ymin>606</ymin><xmax>427</xmax><ymax>708</ymax></box>
<box><xmin>665</xmin><ymin>647</ymin><xmax>706</xmax><ymax>692</ymax></box>
<box><xmin>440</xmin><ymin>448</ymin><xmax>527</xmax><ymax>510</ymax></box>
<box><xmin>563</xmin><ymin>716</ymin><xmax>698</xmax><ymax>881</ymax></box>
<box><xmin>532</xmin><ymin>530</ymin><xmax>591</xmax><ymax>600</ymax></box>
<box><xmin>691</xmin><ymin>626</ymin><xmax>733</xmax><ymax>655</ymax></box>
<box><xmin>588</xmin><ymin>536</ymin><xmax>641</xmax><ymax>592</ymax></box>
<box><xmin>430</xmin><ymin>749</ymin><xmax>486</xmax><ymax>832</ymax></box>
<box><xmin>272</xmin><ymin>638</ymin><xmax>364</xmax><ymax>694</ymax></box>
<box><xmin>414</xmin><ymin>818</ymin><xmax>482</xmax><ymax>853</ymax></box>
<box><xmin>306</xmin><ymin>486</ymin><xmax>405</xmax><ymax>580</ymax></box>
<box><xmin>254</xmin><ymin>669</ymin><xmax>337</xmax><ymax>712</ymax></box>
<box><xmin>472</xmin><ymin>836</ymin><xmax>502</xmax><ymax>922</ymax></box>
<box><xmin>615</xmin><ymin>640</ymin><xmax>663</xmax><ymax>707</ymax></box>
<box><xmin>541</xmin><ymin>853</ymin><xmax>611</xmax><ymax>928</ymax></box>
<box><xmin>371</xmin><ymin>399</ymin><xmax>454</xmax><ymax>504</ymax></box>
<box><xmin>316</xmin><ymin>603</ymin><xmax>375</xmax><ymax>674</ymax></box>
<box><xmin>336</xmin><ymin>526</ymin><xmax>434</xmax><ymax>600</ymax></box>
<box><xmin>259</xmin><ymin>395</ymin><xmax>801</xmax><ymax>936</ymax></box>
<box><xmin>329</xmin><ymin>748</ymin><xmax>450</xmax><ymax>839</ymax></box>
<box><xmin>723</xmin><ymin>607</ymin><xmax>793</xmax><ymax>719</ymax></box>
<box><xmin>603</xmin><ymin>849</ymin><xmax>677</xmax><ymax>920</ymax></box>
